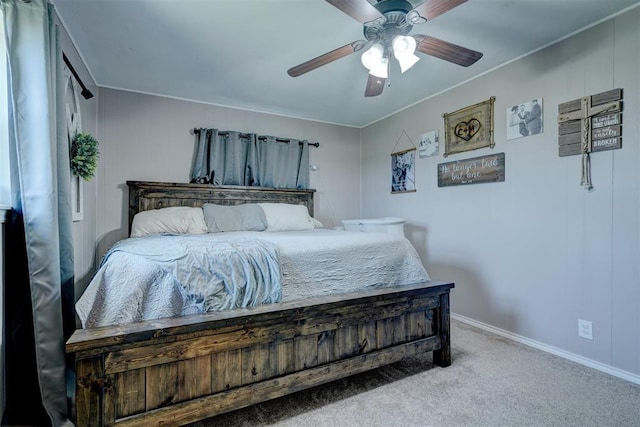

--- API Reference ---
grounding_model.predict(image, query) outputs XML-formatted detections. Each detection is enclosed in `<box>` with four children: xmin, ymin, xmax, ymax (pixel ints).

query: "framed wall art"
<box><xmin>442</xmin><ymin>96</ymin><xmax>495</xmax><ymax>157</ymax></box>
<box><xmin>507</xmin><ymin>98</ymin><xmax>543</xmax><ymax>140</ymax></box>
<box><xmin>438</xmin><ymin>152</ymin><xmax>505</xmax><ymax>187</ymax></box>
<box><xmin>418</xmin><ymin>129</ymin><xmax>439</xmax><ymax>158</ymax></box>
<box><xmin>391</xmin><ymin>148</ymin><xmax>416</xmax><ymax>194</ymax></box>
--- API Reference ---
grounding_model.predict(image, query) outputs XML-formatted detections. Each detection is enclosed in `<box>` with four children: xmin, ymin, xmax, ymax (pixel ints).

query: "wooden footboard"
<box><xmin>66</xmin><ymin>281</ymin><xmax>454</xmax><ymax>426</ymax></box>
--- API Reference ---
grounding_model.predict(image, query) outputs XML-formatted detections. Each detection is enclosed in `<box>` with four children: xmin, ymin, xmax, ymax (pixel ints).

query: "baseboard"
<box><xmin>451</xmin><ymin>313</ymin><xmax>640</xmax><ymax>386</ymax></box>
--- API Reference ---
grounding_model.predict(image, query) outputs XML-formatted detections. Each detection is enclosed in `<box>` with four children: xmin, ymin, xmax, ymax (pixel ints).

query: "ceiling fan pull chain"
<box><xmin>387</xmin><ymin>62</ymin><xmax>391</xmax><ymax>88</ymax></box>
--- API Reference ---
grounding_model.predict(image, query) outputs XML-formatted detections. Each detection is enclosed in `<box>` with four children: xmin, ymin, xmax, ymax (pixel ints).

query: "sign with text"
<box><xmin>592</xmin><ymin>113</ymin><xmax>621</xmax><ymax>128</ymax></box>
<box><xmin>557</xmin><ymin>89</ymin><xmax>623</xmax><ymax>157</ymax></box>
<box><xmin>438</xmin><ymin>153</ymin><xmax>505</xmax><ymax>187</ymax></box>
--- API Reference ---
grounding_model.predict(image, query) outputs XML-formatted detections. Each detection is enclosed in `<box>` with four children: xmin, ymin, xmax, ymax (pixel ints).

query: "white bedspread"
<box><xmin>76</xmin><ymin>229</ymin><xmax>430</xmax><ymax>328</ymax></box>
<box><xmin>249</xmin><ymin>229</ymin><xmax>430</xmax><ymax>301</ymax></box>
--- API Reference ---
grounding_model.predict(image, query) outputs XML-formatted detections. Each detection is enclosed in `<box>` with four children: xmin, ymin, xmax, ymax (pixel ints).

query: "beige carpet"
<box><xmin>191</xmin><ymin>320</ymin><xmax>640</xmax><ymax>426</ymax></box>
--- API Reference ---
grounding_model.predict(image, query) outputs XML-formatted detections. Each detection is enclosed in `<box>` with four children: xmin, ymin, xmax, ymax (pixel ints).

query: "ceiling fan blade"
<box><xmin>413</xmin><ymin>0</ymin><xmax>468</xmax><ymax>21</ymax></box>
<box><xmin>414</xmin><ymin>35</ymin><xmax>482</xmax><ymax>67</ymax></box>
<box><xmin>287</xmin><ymin>41</ymin><xmax>366</xmax><ymax>77</ymax></box>
<box><xmin>325</xmin><ymin>0</ymin><xmax>383</xmax><ymax>23</ymax></box>
<box><xmin>364</xmin><ymin>74</ymin><xmax>385</xmax><ymax>97</ymax></box>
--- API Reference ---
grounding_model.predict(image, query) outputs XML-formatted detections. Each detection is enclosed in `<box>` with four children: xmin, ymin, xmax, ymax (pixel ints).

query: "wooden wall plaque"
<box><xmin>557</xmin><ymin>89</ymin><xmax>623</xmax><ymax>157</ymax></box>
<box><xmin>438</xmin><ymin>153</ymin><xmax>505</xmax><ymax>187</ymax></box>
<box><xmin>442</xmin><ymin>97</ymin><xmax>495</xmax><ymax>158</ymax></box>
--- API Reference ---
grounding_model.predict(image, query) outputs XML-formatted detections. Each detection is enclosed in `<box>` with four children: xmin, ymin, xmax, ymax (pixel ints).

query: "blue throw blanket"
<box><xmin>76</xmin><ymin>234</ymin><xmax>282</xmax><ymax>327</ymax></box>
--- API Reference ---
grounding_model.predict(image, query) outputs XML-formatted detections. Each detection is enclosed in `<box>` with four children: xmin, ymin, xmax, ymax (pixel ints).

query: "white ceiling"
<box><xmin>53</xmin><ymin>0</ymin><xmax>639</xmax><ymax>128</ymax></box>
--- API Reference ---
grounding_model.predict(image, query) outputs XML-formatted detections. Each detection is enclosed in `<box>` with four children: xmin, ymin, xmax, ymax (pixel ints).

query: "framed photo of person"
<box><xmin>507</xmin><ymin>98</ymin><xmax>543</xmax><ymax>140</ymax></box>
<box><xmin>391</xmin><ymin>148</ymin><xmax>416</xmax><ymax>194</ymax></box>
<box><xmin>442</xmin><ymin>96</ymin><xmax>495</xmax><ymax>157</ymax></box>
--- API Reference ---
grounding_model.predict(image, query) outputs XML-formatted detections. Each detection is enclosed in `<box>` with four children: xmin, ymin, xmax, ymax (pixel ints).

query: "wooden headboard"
<box><xmin>127</xmin><ymin>181</ymin><xmax>316</xmax><ymax>231</ymax></box>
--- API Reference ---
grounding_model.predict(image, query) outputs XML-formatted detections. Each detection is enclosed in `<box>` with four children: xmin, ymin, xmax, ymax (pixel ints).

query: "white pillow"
<box><xmin>258</xmin><ymin>203</ymin><xmax>317</xmax><ymax>231</ymax></box>
<box><xmin>130</xmin><ymin>206</ymin><xmax>208</xmax><ymax>237</ymax></box>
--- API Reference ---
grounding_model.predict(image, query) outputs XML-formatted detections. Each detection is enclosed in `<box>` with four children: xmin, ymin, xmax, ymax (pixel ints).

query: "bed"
<box><xmin>65</xmin><ymin>181</ymin><xmax>454</xmax><ymax>426</ymax></box>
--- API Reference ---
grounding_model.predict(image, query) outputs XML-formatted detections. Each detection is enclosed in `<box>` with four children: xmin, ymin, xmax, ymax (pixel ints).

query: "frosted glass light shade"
<box><xmin>393</xmin><ymin>35</ymin><xmax>420</xmax><ymax>73</ymax></box>
<box><xmin>392</xmin><ymin>36</ymin><xmax>415</xmax><ymax>55</ymax></box>
<box><xmin>397</xmin><ymin>53</ymin><xmax>420</xmax><ymax>73</ymax></box>
<box><xmin>361</xmin><ymin>44</ymin><xmax>384</xmax><ymax>70</ymax></box>
<box><xmin>361</xmin><ymin>43</ymin><xmax>388</xmax><ymax>78</ymax></box>
<box><xmin>368</xmin><ymin>56</ymin><xmax>389</xmax><ymax>78</ymax></box>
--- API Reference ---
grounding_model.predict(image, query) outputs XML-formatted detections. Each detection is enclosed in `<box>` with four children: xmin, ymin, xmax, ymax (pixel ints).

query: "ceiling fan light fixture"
<box><xmin>287</xmin><ymin>0</ymin><xmax>481</xmax><ymax>98</ymax></box>
<box><xmin>368</xmin><ymin>56</ymin><xmax>389</xmax><ymax>78</ymax></box>
<box><xmin>392</xmin><ymin>35</ymin><xmax>416</xmax><ymax>56</ymax></box>
<box><xmin>392</xmin><ymin>35</ymin><xmax>420</xmax><ymax>73</ymax></box>
<box><xmin>397</xmin><ymin>53</ymin><xmax>420</xmax><ymax>73</ymax></box>
<box><xmin>361</xmin><ymin>43</ymin><xmax>388</xmax><ymax>78</ymax></box>
<box><xmin>361</xmin><ymin>43</ymin><xmax>384</xmax><ymax>70</ymax></box>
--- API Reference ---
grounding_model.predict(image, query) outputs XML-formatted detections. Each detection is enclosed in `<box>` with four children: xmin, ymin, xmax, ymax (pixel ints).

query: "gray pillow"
<box><xmin>202</xmin><ymin>203</ymin><xmax>267</xmax><ymax>233</ymax></box>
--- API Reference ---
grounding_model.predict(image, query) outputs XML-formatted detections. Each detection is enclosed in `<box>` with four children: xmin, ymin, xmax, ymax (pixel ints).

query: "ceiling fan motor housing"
<box><xmin>365</xmin><ymin>0</ymin><xmax>415</xmax><ymax>43</ymax></box>
<box><xmin>374</xmin><ymin>0</ymin><xmax>413</xmax><ymax>15</ymax></box>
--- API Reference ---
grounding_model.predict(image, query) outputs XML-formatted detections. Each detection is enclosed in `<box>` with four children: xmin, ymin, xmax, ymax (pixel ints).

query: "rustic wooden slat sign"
<box><xmin>438</xmin><ymin>152</ymin><xmax>505</xmax><ymax>187</ymax></box>
<box><xmin>557</xmin><ymin>88</ymin><xmax>623</xmax><ymax>157</ymax></box>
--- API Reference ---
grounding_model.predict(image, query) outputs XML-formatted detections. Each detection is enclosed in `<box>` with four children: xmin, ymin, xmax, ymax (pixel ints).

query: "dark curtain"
<box><xmin>191</xmin><ymin>128</ymin><xmax>309</xmax><ymax>189</ymax></box>
<box><xmin>4</xmin><ymin>212</ymin><xmax>50</xmax><ymax>425</ymax></box>
<box><xmin>191</xmin><ymin>129</ymin><xmax>257</xmax><ymax>186</ymax></box>
<box><xmin>254</xmin><ymin>135</ymin><xmax>309</xmax><ymax>189</ymax></box>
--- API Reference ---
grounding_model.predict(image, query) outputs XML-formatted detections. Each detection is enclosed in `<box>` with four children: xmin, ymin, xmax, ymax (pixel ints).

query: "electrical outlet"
<box><xmin>578</xmin><ymin>319</ymin><xmax>593</xmax><ymax>340</ymax></box>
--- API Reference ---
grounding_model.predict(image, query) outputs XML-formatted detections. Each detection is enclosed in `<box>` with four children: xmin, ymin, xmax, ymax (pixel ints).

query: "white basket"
<box><xmin>341</xmin><ymin>217</ymin><xmax>405</xmax><ymax>236</ymax></box>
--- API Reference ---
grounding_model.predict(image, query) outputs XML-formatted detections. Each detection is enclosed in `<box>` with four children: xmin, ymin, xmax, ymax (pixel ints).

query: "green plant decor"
<box><xmin>70</xmin><ymin>132</ymin><xmax>99</xmax><ymax>180</ymax></box>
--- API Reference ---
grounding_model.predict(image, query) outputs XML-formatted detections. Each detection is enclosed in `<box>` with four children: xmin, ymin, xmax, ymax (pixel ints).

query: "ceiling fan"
<box><xmin>287</xmin><ymin>0</ymin><xmax>483</xmax><ymax>97</ymax></box>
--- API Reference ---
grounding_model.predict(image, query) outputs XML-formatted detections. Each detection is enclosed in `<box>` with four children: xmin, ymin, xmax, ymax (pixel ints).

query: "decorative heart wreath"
<box><xmin>70</xmin><ymin>132</ymin><xmax>99</xmax><ymax>180</ymax></box>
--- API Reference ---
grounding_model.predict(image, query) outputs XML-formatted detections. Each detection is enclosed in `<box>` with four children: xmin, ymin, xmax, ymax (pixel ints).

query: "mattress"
<box><xmin>76</xmin><ymin>229</ymin><xmax>431</xmax><ymax>328</ymax></box>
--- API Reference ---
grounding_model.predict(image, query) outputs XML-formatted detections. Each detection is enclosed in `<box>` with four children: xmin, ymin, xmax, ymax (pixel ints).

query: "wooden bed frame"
<box><xmin>66</xmin><ymin>181</ymin><xmax>454</xmax><ymax>426</ymax></box>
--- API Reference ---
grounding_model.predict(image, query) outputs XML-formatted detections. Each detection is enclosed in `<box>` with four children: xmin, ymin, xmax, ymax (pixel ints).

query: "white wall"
<box><xmin>95</xmin><ymin>89</ymin><xmax>362</xmax><ymax>269</ymax></box>
<box><xmin>360</xmin><ymin>9</ymin><xmax>639</xmax><ymax>377</ymax></box>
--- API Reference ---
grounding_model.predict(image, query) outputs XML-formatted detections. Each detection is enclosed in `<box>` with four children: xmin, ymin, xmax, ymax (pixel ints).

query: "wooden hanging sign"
<box><xmin>557</xmin><ymin>89</ymin><xmax>623</xmax><ymax>157</ymax></box>
<box><xmin>438</xmin><ymin>153</ymin><xmax>505</xmax><ymax>187</ymax></box>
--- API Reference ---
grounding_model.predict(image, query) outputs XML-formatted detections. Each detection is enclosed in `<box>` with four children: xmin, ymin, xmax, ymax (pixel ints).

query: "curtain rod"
<box><xmin>62</xmin><ymin>52</ymin><xmax>94</xmax><ymax>100</ymax></box>
<box><xmin>192</xmin><ymin>128</ymin><xmax>319</xmax><ymax>147</ymax></box>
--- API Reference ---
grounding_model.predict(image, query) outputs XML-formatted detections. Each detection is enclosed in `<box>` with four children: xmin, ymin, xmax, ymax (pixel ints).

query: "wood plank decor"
<box><xmin>437</xmin><ymin>152</ymin><xmax>505</xmax><ymax>187</ymax></box>
<box><xmin>557</xmin><ymin>88</ymin><xmax>623</xmax><ymax>189</ymax></box>
<box><xmin>557</xmin><ymin>88</ymin><xmax>623</xmax><ymax>157</ymax></box>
